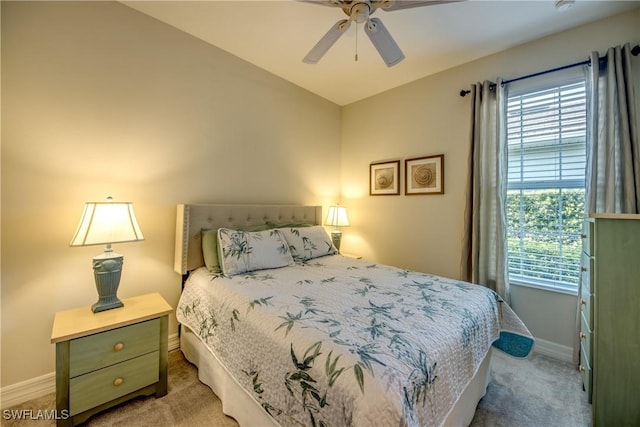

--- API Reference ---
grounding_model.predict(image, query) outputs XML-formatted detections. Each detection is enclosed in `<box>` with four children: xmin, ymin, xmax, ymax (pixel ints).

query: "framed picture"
<box><xmin>405</xmin><ymin>154</ymin><xmax>444</xmax><ymax>195</ymax></box>
<box><xmin>370</xmin><ymin>160</ymin><xmax>400</xmax><ymax>196</ymax></box>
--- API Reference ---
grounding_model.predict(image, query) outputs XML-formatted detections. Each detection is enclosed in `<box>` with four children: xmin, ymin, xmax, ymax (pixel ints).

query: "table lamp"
<box><xmin>70</xmin><ymin>197</ymin><xmax>144</xmax><ymax>313</ymax></box>
<box><xmin>325</xmin><ymin>205</ymin><xmax>350</xmax><ymax>251</ymax></box>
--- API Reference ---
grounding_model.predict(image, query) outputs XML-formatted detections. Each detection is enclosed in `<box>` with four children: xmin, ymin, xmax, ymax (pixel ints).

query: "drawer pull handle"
<box><xmin>579</xmin><ymin>332</ymin><xmax>586</xmax><ymax>339</ymax></box>
<box><xmin>113</xmin><ymin>343</ymin><xmax>124</xmax><ymax>352</ymax></box>
<box><xmin>113</xmin><ymin>377</ymin><xmax>124</xmax><ymax>387</ymax></box>
<box><xmin>579</xmin><ymin>365</ymin><xmax>586</xmax><ymax>373</ymax></box>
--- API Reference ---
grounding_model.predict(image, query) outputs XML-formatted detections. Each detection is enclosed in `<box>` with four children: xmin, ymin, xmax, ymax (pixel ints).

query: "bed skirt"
<box><xmin>180</xmin><ymin>326</ymin><xmax>492</xmax><ymax>427</ymax></box>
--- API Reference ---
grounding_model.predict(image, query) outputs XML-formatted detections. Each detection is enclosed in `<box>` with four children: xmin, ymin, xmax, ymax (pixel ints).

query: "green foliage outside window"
<box><xmin>507</xmin><ymin>188</ymin><xmax>585</xmax><ymax>287</ymax></box>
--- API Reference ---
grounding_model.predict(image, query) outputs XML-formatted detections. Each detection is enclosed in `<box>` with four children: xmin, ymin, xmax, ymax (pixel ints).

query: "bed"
<box><xmin>174</xmin><ymin>204</ymin><xmax>533</xmax><ymax>427</ymax></box>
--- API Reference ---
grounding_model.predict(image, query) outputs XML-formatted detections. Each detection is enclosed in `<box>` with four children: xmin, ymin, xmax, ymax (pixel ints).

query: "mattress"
<box><xmin>177</xmin><ymin>254</ymin><xmax>528</xmax><ymax>426</ymax></box>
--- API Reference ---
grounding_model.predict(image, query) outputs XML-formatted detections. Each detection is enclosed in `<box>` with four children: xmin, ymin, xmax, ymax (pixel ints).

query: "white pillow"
<box><xmin>217</xmin><ymin>228</ymin><xmax>294</xmax><ymax>276</ymax></box>
<box><xmin>279</xmin><ymin>226</ymin><xmax>337</xmax><ymax>262</ymax></box>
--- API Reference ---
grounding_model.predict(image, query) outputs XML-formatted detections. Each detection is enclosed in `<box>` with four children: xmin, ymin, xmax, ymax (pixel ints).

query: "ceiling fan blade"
<box><xmin>377</xmin><ymin>0</ymin><xmax>464</xmax><ymax>11</ymax></box>
<box><xmin>298</xmin><ymin>0</ymin><xmax>343</xmax><ymax>8</ymax></box>
<box><xmin>364</xmin><ymin>18</ymin><xmax>405</xmax><ymax>67</ymax></box>
<box><xmin>303</xmin><ymin>19</ymin><xmax>351</xmax><ymax>64</ymax></box>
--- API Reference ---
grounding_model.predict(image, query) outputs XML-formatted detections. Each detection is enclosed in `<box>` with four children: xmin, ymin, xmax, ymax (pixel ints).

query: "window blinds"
<box><xmin>507</xmin><ymin>81</ymin><xmax>587</xmax><ymax>190</ymax></box>
<box><xmin>506</xmin><ymin>76</ymin><xmax>587</xmax><ymax>292</ymax></box>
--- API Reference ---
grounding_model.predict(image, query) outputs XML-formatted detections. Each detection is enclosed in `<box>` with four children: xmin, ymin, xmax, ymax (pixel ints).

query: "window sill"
<box><xmin>510</xmin><ymin>279</ymin><xmax>578</xmax><ymax>297</ymax></box>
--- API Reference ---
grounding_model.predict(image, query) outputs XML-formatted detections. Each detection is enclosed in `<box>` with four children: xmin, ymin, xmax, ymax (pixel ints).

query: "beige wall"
<box><xmin>340</xmin><ymin>8</ymin><xmax>640</xmax><ymax>355</ymax></box>
<box><xmin>1</xmin><ymin>1</ymin><xmax>341</xmax><ymax>387</ymax></box>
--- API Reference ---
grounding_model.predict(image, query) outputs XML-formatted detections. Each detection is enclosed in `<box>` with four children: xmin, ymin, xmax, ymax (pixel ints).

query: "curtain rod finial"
<box><xmin>460</xmin><ymin>89</ymin><xmax>471</xmax><ymax>97</ymax></box>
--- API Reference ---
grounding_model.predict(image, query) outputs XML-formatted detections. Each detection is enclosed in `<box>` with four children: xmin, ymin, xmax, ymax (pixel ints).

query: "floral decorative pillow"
<box><xmin>217</xmin><ymin>228</ymin><xmax>294</xmax><ymax>276</ymax></box>
<box><xmin>202</xmin><ymin>224</ymin><xmax>270</xmax><ymax>274</ymax></box>
<box><xmin>279</xmin><ymin>226</ymin><xmax>337</xmax><ymax>262</ymax></box>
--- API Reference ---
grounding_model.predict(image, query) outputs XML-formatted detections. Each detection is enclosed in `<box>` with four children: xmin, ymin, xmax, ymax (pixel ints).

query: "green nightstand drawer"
<box><xmin>69</xmin><ymin>351</ymin><xmax>159</xmax><ymax>415</ymax></box>
<box><xmin>582</xmin><ymin>220</ymin><xmax>594</xmax><ymax>256</ymax></box>
<box><xmin>580</xmin><ymin>312</ymin><xmax>592</xmax><ymax>366</ymax></box>
<box><xmin>580</xmin><ymin>251</ymin><xmax>594</xmax><ymax>294</ymax></box>
<box><xmin>579</xmin><ymin>342</ymin><xmax>592</xmax><ymax>404</ymax></box>
<box><xmin>70</xmin><ymin>319</ymin><xmax>160</xmax><ymax>377</ymax></box>
<box><xmin>580</xmin><ymin>285</ymin><xmax>593</xmax><ymax>330</ymax></box>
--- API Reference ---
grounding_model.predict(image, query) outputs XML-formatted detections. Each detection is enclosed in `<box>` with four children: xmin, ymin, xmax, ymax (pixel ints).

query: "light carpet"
<box><xmin>2</xmin><ymin>349</ymin><xmax>590</xmax><ymax>426</ymax></box>
<box><xmin>471</xmin><ymin>350</ymin><xmax>591</xmax><ymax>427</ymax></box>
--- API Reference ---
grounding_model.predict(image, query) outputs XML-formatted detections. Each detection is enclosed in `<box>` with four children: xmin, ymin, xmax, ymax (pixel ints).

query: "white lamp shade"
<box><xmin>70</xmin><ymin>200</ymin><xmax>144</xmax><ymax>247</ymax></box>
<box><xmin>325</xmin><ymin>206</ymin><xmax>350</xmax><ymax>227</ymax></box>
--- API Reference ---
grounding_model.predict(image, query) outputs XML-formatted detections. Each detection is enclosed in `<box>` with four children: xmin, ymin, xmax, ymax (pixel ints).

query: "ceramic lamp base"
<box><xmin>91</xmin><ymin>253</ymin><xmax>124</xmax><ymax>313</ymax></box>
<box><xmin>331</xmin><ymin>229</ymin><xmax>342</xmax><ymax>252</ymax></box>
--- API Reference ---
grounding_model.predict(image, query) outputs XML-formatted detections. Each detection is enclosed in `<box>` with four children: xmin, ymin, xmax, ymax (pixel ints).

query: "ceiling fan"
<box><xmin>302</xmin><ymin>0</ymin><xmax>463</xmax><ymax>67</ymax></box>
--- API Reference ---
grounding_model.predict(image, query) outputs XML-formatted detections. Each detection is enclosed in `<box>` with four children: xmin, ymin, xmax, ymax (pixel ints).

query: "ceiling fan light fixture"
<box><xmin>349</xmin><ymin>2</ymin><xmax>371</xmax><ymax>23</ymax></box>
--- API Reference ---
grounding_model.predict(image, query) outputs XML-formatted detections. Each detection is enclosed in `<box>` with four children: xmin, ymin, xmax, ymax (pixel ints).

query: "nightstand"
<box><xmin>51</xmin><ymin>293</ymin><xmax>172</xmax><ymax>426</ymax></box>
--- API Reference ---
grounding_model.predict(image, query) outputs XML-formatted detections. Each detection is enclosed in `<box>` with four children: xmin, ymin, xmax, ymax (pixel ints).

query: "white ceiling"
<box><xmin>122</xmin><ymin>0</ymin><xmax>639</xmax><ymax>105</ymax></box>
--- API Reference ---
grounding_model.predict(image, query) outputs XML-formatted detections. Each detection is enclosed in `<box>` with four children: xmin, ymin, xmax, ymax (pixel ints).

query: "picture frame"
<box><xmin>370</xmin><ymin>160</ymin><xmax>400</xmax><ymax>196</ymax></box>
<box><xmin>405</xmin><ymin>154</ymin><xmax>444</xmax><ymax>195</ymax></box>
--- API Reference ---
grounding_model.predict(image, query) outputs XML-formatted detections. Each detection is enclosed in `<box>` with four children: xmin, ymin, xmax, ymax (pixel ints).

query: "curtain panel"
<box><xmin>586</xmin><ymin>42</ymin><xmax>640</xmax><ymax>214</ymax></box>
<box><xmin>574</xmin><ymin>42</ymin><xmax>640</xmax><ymax>366</ymax></box>
<box><xmin>461</xmin><ymin>80</ymin><xmax>510</xmax><ymax>304</ymax></box>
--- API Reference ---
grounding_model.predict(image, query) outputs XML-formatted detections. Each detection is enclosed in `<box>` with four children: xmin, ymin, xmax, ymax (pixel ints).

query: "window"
<box><xmin>506</xmin><ymin>69</ymin><xmax>587</xmax><ymax>293</ymax></box>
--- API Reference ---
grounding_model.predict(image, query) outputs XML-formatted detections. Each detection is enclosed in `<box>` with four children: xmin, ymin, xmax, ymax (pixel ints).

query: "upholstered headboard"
<box><xmin>174</xmin><ymin>204</ymin><xmax>323</xmax><ymax>275</ymax></box>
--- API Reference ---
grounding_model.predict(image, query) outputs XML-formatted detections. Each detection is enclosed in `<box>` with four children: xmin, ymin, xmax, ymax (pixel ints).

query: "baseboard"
<box><xmin>532</xmin><ymin>336</ymin><xmax>573</xmax><ymax>362</ymax></box>
<box><xmin>168</xmin><ymin>332</ymin><xmax>180</xmax><ymax>352</ymax></box>
<box><xmin>0</xmin><ymin>333</ymin><xmax>180</xmax><ymax>409</ymax></box>
<box><xmin>0</xmin><ymin>371</ymin><xmax>56</xmax><ymax>409</ymax></box>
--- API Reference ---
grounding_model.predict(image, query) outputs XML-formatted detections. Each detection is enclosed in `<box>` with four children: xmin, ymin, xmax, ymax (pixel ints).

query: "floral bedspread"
<box><xmin>177</xmin><ymin>255</ymin><xmax>505</xmax><ymax>427</ymax></box>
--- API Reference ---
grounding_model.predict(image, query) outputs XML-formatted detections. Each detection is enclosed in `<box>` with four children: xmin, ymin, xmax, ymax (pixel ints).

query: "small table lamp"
<box><xmin>70</xmin><ymin>197</ymin><xmax>144</xmax><ymax>313</ymax></box>
<box><xmin>325</xmin><ymin>205</ymin><xmax>350</xmax><ymax>251</ymax></box>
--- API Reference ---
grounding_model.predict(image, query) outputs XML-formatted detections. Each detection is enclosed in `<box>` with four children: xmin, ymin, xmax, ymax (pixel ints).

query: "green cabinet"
<box><xmin>581</xmin><ymin>215</ymin><xmax>640</xmax><ymax>426</ymax></box>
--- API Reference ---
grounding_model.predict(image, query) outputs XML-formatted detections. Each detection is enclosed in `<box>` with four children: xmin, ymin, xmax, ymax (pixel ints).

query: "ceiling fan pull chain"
<box><xmin>355</xmin><ymin>22</ymin><xmax>359</xmax><ymax>62</ymax></box>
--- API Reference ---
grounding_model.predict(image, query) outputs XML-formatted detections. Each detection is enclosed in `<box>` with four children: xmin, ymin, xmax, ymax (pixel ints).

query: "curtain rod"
<box><xmin>459</xmin><ymin>44</ymin><xmax>640</xmax><ymax>97</ymax></box>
